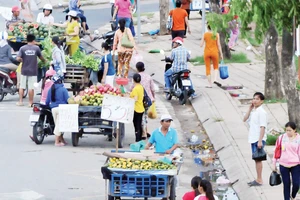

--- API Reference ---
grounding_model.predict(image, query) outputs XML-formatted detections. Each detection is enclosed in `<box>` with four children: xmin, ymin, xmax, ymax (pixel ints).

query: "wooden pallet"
<box><xmin>65</xmin><ymin>65</ymin><xmax>89</xmax><ymax>94</ymax></box>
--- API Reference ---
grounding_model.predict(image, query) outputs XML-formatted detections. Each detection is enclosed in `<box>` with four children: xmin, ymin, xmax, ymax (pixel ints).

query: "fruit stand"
<box><xmin>101</xmin><ymin>151</ymin><xmax>181</xmax><ymax>200</ymax></box>
<box><xmin>68</xmin><ymin>84</ymin><xmax>126</xmax><ymax>147</ymax></box>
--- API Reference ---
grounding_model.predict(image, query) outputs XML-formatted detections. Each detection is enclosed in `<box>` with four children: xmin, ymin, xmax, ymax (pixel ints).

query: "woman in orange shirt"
<box><xmin>200</xmin><ymin>25</ymin><xmax>223</xmax><ymax>88</ymax></box>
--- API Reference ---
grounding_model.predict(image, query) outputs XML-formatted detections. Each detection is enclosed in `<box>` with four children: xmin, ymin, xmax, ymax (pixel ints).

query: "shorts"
<box><xmin>20</xmin><ymin>75</ymin><xmax>37</xmax><ymax>90</ymax></box>
<box><xmin>251</xmin><ymin>140</ymin><xmax>266</xmax><ymax>154</ymax></box>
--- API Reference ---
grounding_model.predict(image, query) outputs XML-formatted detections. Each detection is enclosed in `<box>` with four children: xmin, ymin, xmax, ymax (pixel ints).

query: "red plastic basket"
<box><xmin>116</xmin><ymin>78</ymin><xmax>129</xmax><ymax>86</ymax></box>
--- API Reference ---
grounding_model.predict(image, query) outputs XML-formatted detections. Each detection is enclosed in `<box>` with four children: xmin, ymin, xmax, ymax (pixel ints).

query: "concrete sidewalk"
<box><xmin>129</xmin><ymin>11</ymin><xmax>297</xmax><ymax>200</ymax></box>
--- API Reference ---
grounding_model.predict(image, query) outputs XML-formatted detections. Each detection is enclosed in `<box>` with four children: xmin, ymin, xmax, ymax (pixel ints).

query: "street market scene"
<box><xmin>0</xmin><ymin>0</ymin><xmax>300</xmax><ymax>199</ymax></box>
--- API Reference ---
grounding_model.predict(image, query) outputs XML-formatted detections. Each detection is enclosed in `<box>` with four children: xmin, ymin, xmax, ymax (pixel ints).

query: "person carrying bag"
<box><xmin>272</xmin><ymin>122</ymin><xmax>300</xmax><ymax>200</ymax></box>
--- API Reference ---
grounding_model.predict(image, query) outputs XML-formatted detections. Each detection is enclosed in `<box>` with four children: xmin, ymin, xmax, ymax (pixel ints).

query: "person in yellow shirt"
<box><xmin>130</xmin><ymin>73</ymin><xmax>144</xmax><ymax>142</ymax></box>
<box><xmin>51</xmin><ymin>10</ymin><xmax>80</xmax><ymax>56</ymax></box>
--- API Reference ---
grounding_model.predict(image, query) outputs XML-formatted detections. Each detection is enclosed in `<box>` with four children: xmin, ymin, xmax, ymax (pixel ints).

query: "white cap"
<box><xmin>160</xmin><ymin>114</ymin><xmax>173</xmax><ymax>121</ymax></box>
<box><xmin>68</xmin><ymin>10</ymin><xmax>78</xmax><ymax>17</ymax></box>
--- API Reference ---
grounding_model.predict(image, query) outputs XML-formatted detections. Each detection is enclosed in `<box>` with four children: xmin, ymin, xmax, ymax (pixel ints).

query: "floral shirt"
<box><xmin>130</xmin><ymin>71</ymin><xmax>155</xmax><ymax>101</ymax></box>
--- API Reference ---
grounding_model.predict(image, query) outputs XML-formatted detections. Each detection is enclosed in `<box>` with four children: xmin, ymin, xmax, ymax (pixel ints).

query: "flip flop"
<box><xmin>248</xmin><ymin>180</ymin><xmax>262</xmax><ymax>187</ymax></box>
<box><xmin>247</xmin><ymin>180</ymin><xmax>255</xmax><ymax>185</ymax></box>
<box><xmin>16</xmin><ymin>102</ymin><xmax>24</xmax><ymax>106</ymax></box>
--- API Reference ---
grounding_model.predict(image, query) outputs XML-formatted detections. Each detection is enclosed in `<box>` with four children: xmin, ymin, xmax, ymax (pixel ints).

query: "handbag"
<box><xmin>143</xmin><ymin>88</ymin><xmax>152</xmax><ymax>109</ymax></box>
<box><xmin>274</xmin><ymin>135</ymin><xmax>283</xmax><ymax>159</ymax></box>
<box><xmin>121</xmin><ymin>29</ymin><xmax>134</xmax><ymax>48</ymax></box>
<box><xmin>269</xmin><ymin>171</ymin><xmax>282</xmax><ymax>186</ymax></box>
<box><xmin>219</xmin><ymin>60</ymin><xmax>229</xmax><ymax>79</ymax></box>
<box><xmin>252</xmin><ymin>148</ymin><xmax>267</xmax><ymax>161</ymax></box>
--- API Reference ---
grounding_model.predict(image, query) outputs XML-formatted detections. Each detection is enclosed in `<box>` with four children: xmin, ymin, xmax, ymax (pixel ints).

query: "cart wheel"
<box><xmin>72</xmin><ymin>132</ymin><xmax>80</xmax><ymax>146</ymax></box>
<box><xmin>117</xmin><ymin>123</ymin><xmax>125</xmax><ymax>148</ymax></box>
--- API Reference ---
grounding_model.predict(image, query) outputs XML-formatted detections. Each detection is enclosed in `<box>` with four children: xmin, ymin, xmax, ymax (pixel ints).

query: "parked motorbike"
<box><xmin>0</xmin><ymin>58</ymin><xmax>27</xmax><ymax>102</ymax></box>
<box><xmin>161</xmin><ymin>50</ymin><xmax>194</xmax><ymax>105</ymax></box>
<box><xmin>30</xmin><ymin>103</ymin><xmax>55</xmax><ymax>144</ymax></box>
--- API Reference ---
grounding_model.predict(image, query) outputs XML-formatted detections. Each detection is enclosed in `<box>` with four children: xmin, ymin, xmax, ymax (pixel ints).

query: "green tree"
<box><xmin>231</xmin><ymin>0</ymin><xmax>300</xmax><ymax>125</ymax></box>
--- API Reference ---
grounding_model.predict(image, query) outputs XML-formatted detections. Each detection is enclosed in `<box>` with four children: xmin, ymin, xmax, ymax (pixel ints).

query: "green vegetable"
<box><xmin>66</xmin><ymin>49</ymin><xmax>100</xmax><ymax>71</ymax></box>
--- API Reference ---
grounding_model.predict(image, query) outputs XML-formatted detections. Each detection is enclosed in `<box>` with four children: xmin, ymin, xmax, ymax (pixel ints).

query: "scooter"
<box><xmin>0</xmin><ymin>60</ymin><xmax>28</xmax><ymax>102</ymax></box>
<box><xmin>29</xmin><ymin>103</ymin><xmax>55</xmax><ymax>144</ymax></box>
<box><xmin>161</xmin><ymin>50</ymin><xmax>194</xmax><ymax>105</ymax></box>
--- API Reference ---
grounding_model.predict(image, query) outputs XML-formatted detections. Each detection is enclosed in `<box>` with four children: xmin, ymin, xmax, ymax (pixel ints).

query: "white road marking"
<box><xmin>0</xmin><ymin>190</ymin><xmax>44</xmax><ymax>200</ymax></box>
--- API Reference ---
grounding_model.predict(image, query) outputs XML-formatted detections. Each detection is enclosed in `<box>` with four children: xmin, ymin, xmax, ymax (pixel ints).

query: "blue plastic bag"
<box><xmin>219</xmin><ymin>61</ymin><xmax>229</xmax><ymax>79</ymax></box>
<box><xmin>130</xmin><ymin>140</ymin><xmax>146</xmax><ymax>152</ymax></box>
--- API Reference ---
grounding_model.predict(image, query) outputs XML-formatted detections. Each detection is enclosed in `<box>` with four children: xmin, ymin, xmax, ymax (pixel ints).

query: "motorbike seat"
<box><xmin>104</xmin><ymin>31</ymin><xmax>115</xmax><ymax>38</ymax></box>
<box><xmin>0</xmin><ymin>67</ymin><xmax>11</xmax><ymax>74</ymax></box>
<box><xmin>172</xmin><ymin>69</ymin><xmax>191</xmax><ymax>76</ymax></box>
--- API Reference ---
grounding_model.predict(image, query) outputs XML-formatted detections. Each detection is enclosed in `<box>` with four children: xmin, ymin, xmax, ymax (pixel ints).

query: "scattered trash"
<box><xmin>148</xmin><ymin>49</ymin><xmax>161</xmax><ymax>53</ymax></box>
<box><xmin>148</xmin><ymin>29</ymin><xmax>159</xmax><ymax>36</ymax></box>
<box><xmin>216</xmin><ymin>176</ymin><xmax>231</xmax><ymax>184</ymax></box>
<box><xmin>190</xmin><ymin>135</ymin><xmax>199</xmax><ymax>143</ymax></box>
<box><xmin>222</xmin><ymin>188</ymin><xmax>239</xmax><ymax>200</ymax></box>
<box><xmin>246</xmin><ymin>45</ymin><xmax>252</xmax><ymax>51</ymax></box>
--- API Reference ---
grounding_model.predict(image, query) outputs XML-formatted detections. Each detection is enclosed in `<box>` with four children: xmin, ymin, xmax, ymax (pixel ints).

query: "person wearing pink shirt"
<box><xmin>40</xmin><ymin>67</ymin><xmax>56</xmax><ymax>104</ymax></box>
<box><xmin>273</xmin><ymin>122</ymin><xmax>300</xmax><ymax>200</ymax></box>
<box><xmin>112</xmin><ymin>0</ymin><xmax>132</xmax><ymax>28</ymax></box>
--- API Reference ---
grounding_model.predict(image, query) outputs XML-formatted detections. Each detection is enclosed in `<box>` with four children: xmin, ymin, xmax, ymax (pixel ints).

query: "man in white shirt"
<box><xmin>36</xmin><ymin>4</ymin><xmax>54</xmax><ymax>25</ymax></box>
<box><xmin>243</xmin><ymin>92</ymin><xmax>267</xmax><ymax>187</ymax></box>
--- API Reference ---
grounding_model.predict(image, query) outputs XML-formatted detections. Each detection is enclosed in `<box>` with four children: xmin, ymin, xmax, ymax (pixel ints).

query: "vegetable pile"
<box><xmin>65</xmin><ymin>50</ymin><xmax>100</xmax><ymax>71</ymax></box>
<box><xmin>8</xmin><ymin>23</ymin><xmax>65</xmax><ymax>40</ymax></box>
<box><xmin>68</xmin><ymin>84</ymin><xmax>123</xmax><ymax>106</ymax></box>
<box><xmin>38</xmin><ymin>37</ymin><xmax>53</xmax><ymax>68</ymax></box>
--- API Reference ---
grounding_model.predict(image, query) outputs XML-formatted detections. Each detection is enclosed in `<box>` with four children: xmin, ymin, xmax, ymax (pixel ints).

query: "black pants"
<box><xmin>184</xmin><ymin>9</ymin><xmax>190</xmax><ymax>35</ymax></box>
<box><xmin>171</xmin><ymin>30</ymin><xmax>185</xmax><ymax>39</ymax></box>
<box><xmin>280</xmin><ymin>164</ymin><xmax>300</xmax><ymax>200</ymax></box>
<box><xmin>133</xmin><ymin>111</ymin><xmax>144</xmax><ymax>142</ymax></box>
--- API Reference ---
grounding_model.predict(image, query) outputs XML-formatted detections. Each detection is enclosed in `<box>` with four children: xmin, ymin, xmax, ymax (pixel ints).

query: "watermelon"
<box><xmin>43</xmin><ymin>32</ymin><xmax>48</xmax><ymax>37</ymax></box>
<box><xmin>7</xmin><ymin>31</ymin><xmax>13</xmax><ymax>36</ymax></box>
<box><xmin>33</xmin><ymin>23</ymin><xmax>39</xmax><ymax>29</ymax></box>
<box><xmin>8</xmin><ymin>26</ymin><xmax>14</xmax><ymax>31</ymax></box>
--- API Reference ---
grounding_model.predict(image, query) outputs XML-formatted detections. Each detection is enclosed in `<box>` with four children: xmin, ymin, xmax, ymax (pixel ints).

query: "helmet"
<box><xmin>52</xmin><ymin>73</ymin><xmax>64</xmax><ymax>84</ymax></box>
<box><xmin>172</xmin><ymin>37</ymin><xmax>183</xmax><ymax>45</ymax></box>
<box><xmin>0</xmin><ymin>32</ymin><xmax>8</xmax><ymax>40</ymax></box>
<box><xmin>45</xmin><ymin>68</ymin><xmax>56</xmax><ymax>78</ymax></box>
<box><xmin>43</xmin><ymin>4</ymin><xmax>53</xmax><ymax>10</ymax></box>
<box><xmin>68</xmin><ymin>10</ymin><xmax>78</xmax><ymax>17</ymax></box>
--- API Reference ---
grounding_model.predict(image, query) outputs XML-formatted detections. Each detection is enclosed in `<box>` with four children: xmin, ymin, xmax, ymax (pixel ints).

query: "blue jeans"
<box><xmin>117</xmin><ymin>17</ymin><xmax>131</xmax><ymax>28</ymax></box>
<box><xmin>280</xmin><ymin>165</ymin><xmax>300</xmax><ymax>200</ymax></box>
<box><xmin>164</xmin><ymin>68</ymin><xmax>194</xmax><ymax>90</ymax></box>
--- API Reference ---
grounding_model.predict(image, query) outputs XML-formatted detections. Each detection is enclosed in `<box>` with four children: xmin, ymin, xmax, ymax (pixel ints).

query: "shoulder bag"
<box><xmin>121</xmin><ymin>29</ymin><xmax>134</xmax><ymax>48</ymax></box>
<box><xmin>274</xmin><ymin>135</ymin><xmax>283</xmax><ymax>159</ymax></box>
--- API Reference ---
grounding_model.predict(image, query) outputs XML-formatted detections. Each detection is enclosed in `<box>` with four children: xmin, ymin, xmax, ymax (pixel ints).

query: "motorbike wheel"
<box><xmin>0</xmin><ymin>80</ymin><xmax>5</xmax><ymax>102</ymax></box>
<box><xmin>180</xmin><ymin>90</ymin><xmax>188</xmax><ymax>105</ymax></box>
<box><xmin>111</xmin><ymin>4</ymin><xmax>115</xmax><ymax>17</ymax></box>
<box><xmin>32</xmin><ymin>122</ymin><xmax>45</xmax><ymax>144</ymax></box>
<box><xmin>166</xmin><ymin>92</ymin><xmax>172</xmax><ymax>100</ymax></box>
<box><xmin>72</xmin><ymin>132</ymin><xmax>80</xmax><ymax>147</ymax></box>
<box><xmin>23</xmin><ymin>84</ymin><xmax>28</xmax><ymax>98</ymax></box>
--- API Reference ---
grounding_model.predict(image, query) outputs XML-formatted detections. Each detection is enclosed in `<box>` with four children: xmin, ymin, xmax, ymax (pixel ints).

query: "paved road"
<box><xmin>0</xmin><ymin>1</ymin><xmax>168</xmax><ymax>31</ymax></box>
<box><xmin>0</xmin><ymin>86</ymin><xmax>180</xmax><ymax>199</ymax></box>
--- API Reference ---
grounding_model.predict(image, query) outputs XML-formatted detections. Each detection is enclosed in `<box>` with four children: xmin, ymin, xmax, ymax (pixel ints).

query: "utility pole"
<box><xmin>202</xmin><ymin>0</ymin><xmax>206</xmax><ymax>35</ymax></box>
<box><xmin>297</xmin><ymin>25</ymin><xmax>300</xmax><ymax>82</ymax></box>
<box><xmin>159</xmin><ymin>0</ymin><xmax>169</xmax><ymax>35</ymax></box>
<box><xmin>137</xmin><ymin>0</ymin><xmax>141</xmax><ymax>43</ymax></box>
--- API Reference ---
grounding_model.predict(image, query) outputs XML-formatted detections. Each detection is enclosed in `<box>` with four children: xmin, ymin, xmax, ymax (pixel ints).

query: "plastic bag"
<box><xmin>132</xmin><ymin>53</ymin><xmax>143</xmax><ymax>66</ymax></box>
<box><xmin>130</xmin><ymin>140</ymin><xmax>146</xmax><ymax>152</ymax></box>
<box><xmin>252</xmin><ymin>148</ymin><xmax>267</xmax><ymax>161</ymax></box>
<box><xmin>219</xmin><ymin>60</ymin><xmax>229</xmax><ymax>79</ymax></box>
<box><xmin>148</xmin><ymin>103</ymin><xmax>157</xmax><ymax>119</ymax></box>
<box><xmin>269</xmin><ymin>171</ymin><xmax>282</xmax><ymax>186</ymax></box>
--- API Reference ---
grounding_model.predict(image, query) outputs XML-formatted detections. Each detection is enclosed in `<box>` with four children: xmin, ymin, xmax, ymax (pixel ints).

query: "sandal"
<box><xmin>55</xmin><ymin>142</ymin><xmax>65</xmax><ymax>147</ymax></box>
<box><xmin>248</xmin><ymin>180</ymin><xmax>262</xmax><ymax>187</ymax></box>
<box><xmin>16</xmin><ymin>102</ymin><xmax>24</xmax><ymax>106</ymax></box>
<box><xmin>213</xmin><ymin>81</ymin><xmax>222</xmax><ymax>87</ymax></box>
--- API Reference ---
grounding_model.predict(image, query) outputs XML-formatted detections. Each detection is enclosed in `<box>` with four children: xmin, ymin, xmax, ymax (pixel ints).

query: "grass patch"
<box><xmin>265</xmin><ymin>99</ymin><xmax>287</xmax><ymax>104</ymax></box>
<box><xmin>247</xmin><ymin>37</ymin><xmax>261</xmax><ymax>47</ymax></box>
<box><xmin>190</xmin><ymin>53</ymin><xmax>251</xmax><ymax>65</ymax></box>
<box><xmin>213</xmin><ymin>117</ymin><xmax>224</xmax><ymax>122</ymax></box>
<box><xmin>133</xmin><ymin>12</ymin><xmax>154</xmax><ymax>18</ymax></box>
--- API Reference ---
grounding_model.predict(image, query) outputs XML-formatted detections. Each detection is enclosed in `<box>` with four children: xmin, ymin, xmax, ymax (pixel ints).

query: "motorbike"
<box><xmin>0</xmin><ymin>58</ymin><xmax>27</xmax><ymax>102</ymax></box>
<box><xmin>161</xmin><ymin>51</ymin><xmax>195</xmax><ymax>105</ymax></box>
<box><xmin>29</xmin><ymin>103</ymin><xmax>55</xmax><ymax>144</ymax></box>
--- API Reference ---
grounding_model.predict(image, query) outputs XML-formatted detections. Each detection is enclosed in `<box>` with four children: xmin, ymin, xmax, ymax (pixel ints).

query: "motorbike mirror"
<box><xmin>160</xmin><ymin>50</ymin><xmax>165</xmax><ymax>55</ymax></box>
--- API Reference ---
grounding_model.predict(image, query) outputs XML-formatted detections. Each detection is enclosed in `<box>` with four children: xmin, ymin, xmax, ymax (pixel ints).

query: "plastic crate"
<box><xmin>110</xmin><ymin>174</ymin><xmax>169</xmax><ymax>198</ymax></box>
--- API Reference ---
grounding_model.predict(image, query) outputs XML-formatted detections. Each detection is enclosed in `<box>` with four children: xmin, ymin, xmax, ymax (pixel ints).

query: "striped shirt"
<box><xmin>170</xmin><ymin>46</ymin><xmax>190</xmax><ymax>73</ymax></box>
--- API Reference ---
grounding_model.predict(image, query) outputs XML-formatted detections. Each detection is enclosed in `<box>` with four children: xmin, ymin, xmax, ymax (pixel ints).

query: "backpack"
<box><xmin>143</xmin><ymin>88</ymin><xmax>152</xmax><ymax>109</ymax></box>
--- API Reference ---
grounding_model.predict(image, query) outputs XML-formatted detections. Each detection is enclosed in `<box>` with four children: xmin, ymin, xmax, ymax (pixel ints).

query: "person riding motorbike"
<box><xmin>51</xmin><ymin>11</ymin><xmax>80</xmax><ymax>56</ymax></box>
<box><xmin>164</xmin><ymin>37</ymin><xmax>196</xmax><ymax>98</ymax></box>
<box><xmin>69</xmin><ymin>0</ymin><xmax>90</xmax><ymax>36</ymax></box>
<box><xmin>0</xmin><ymin>31</ymin><xmax>19</xmax><ymax>71</ymax></box>
<box><xmin>45</xmin><ymin>73</ymin><xmax>69</xmax><ymax>146</ymax></box>
<box><xmin>36</xmin><ymin>4</ymin><xmax>54</xmax><ymax>24</ymax></box>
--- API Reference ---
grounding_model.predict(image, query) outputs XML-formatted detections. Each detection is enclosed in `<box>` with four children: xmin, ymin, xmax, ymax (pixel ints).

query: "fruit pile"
<box><xmin>188</xmin><ymin>139</ymin><xmax>212</xmax><ymax>151</ymax></box>
<box><xmin>8</xmin><ymin>23</ymin><xmax>65</xmax><ymax>40</ymax></box>
<box><xmin>108</xmin><ymin>157</ymin><xmax>177</xmax><ymax>170</ymax></box>
<box><xmin>68</xmin><ymin>84</ymin><xmax>123</xmax><ymax>106</ymax></box>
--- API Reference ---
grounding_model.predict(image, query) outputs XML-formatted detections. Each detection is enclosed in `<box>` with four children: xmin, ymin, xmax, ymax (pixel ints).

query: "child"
<box><xmin>182</xmin><ymin>176</ymin><xmax>202</xmax><ymax>200</ymax></box>
<box><xmin>40</xmin><ymin>67</ymin><xmax>56</xmax><ymax>104</ymax></box>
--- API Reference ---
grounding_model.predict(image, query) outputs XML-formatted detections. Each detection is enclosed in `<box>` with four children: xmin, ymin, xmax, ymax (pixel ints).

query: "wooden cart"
<box><xmin>64</xmin><ymin>64</ymin><xmax>90</xmax><ymax>95</ymax></box>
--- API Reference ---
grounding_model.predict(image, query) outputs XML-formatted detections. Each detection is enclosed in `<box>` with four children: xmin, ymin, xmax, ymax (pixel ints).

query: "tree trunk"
<box><xmin>281</xmin><ymin>28</ymin><xmax>300</xmax><ymax>125</ymax></box>
<box><xmin>210</xmin><ymin>0</ymin><xmax>231</xmax><ymax>59</ymax></box>
<box><xmin>159</xmin><ymin>0</ymin><xmax>169</xmax><ymax>35</ymax></box>
<box><xmin>264</xmin><ymin>23</ymin><xmax>284</xmax><ymax>99</ymax></box>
